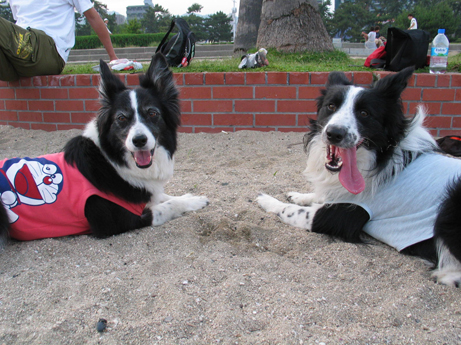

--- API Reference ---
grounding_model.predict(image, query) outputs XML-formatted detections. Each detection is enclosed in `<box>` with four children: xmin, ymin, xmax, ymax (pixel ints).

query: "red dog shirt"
<box><xmin>0</xmin><ymin>153</ymin><xmax>146</xmax><ymax>241</ymax></box>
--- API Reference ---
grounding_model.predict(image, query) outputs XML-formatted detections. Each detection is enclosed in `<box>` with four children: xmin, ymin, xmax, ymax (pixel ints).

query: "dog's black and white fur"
<box><xmin>258</xmin><ymin>67</ymin><xmax>461</xmax><ymax>286</ymax></box>
<box><xmin>0</xmin><ymin>53</ymin><xmax>208</xmax><ymax>246</ymax></box>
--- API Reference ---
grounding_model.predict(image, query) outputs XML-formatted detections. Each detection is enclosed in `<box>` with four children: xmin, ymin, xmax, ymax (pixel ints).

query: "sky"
<box><xmin>104</xmin><ymin>0</ymin><xmax>239</xmax><ymax>17</ymax></box>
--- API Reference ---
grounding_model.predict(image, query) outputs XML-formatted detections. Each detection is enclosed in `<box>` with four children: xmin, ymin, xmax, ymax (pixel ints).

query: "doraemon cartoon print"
<box><xmin>0</xmin><ymin>158</ymin><xmax>64</xmax><ymax>223</ymax></box>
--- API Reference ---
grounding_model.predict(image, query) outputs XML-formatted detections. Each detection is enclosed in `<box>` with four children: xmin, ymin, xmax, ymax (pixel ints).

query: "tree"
<box><xmin>181</xmin><ymin>13</ymin><xmax>207</xmax><ymax>41</ymax></box>
<box><xmin>256</xmin><ymin>0</ymin><xmax>334</xmax><ymax>52</ymax></box>
<box><xmin>204</xmin><ymin>11</ymin><xmax>232</xmax><ymax>42</ymax></box>
<box><xmin>75</xmin><ymin>0</ymin><xmax>111</xmax><ymax>36</ymax></box>
<box><xmin>0</xmin><ymin>3</ymin><xmax>14</xmax><ymax>22</ymax></box>
<box><xmin>328</xmin><ymin>1</ymin><xmax>375</xmax><ymax>42</ymax></box>
<box><xmin>141</xmin><ymin>5</ymin><xmax>171</xmax><ymax>33</ymax></box>
<box><xmin>187</xmin><ymin>3</ymin><xmax>203</xmax><ymax>14</ymax></box>
<box><xmin>233</xmin><ymin>0</ymin><xmax>263</xmax><ymax>52</ymax></box>
<box><xmin>125</xmin><ymin>18</ymin><xmax>142</xmax><ymax>34</ymax></box>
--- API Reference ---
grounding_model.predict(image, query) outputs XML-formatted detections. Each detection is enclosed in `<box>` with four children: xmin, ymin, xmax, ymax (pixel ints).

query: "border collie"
<box><xmin>257</xmin><ymin>67</ymin><xmax>461</xmax><ymax>286</ymax></box>
<box><xmin>0</xmin><ymin>53</ymin><xmax>208</xmax><ymax>246</ymax></box>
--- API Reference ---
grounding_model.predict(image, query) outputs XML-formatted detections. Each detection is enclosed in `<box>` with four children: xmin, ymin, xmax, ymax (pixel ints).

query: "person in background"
<box><xmin>362</xmin><ymin>27</ymin><xmax>377</xmax><ymax>49</ymax></box>
<box><xmin>374</xmin><ymin>26</ymin><xmax>386</xmax><ymax>47</ymax></box>
<box><xmin>0</xmin><ymin>0</ymin><xmax>118</xmax><ymax>82</ymax></box>
<box><xmin>104</xmin><ymin>18</ymin><xmax>112</xmax><ymax>34</ymax></box>
<box><xmin>408</xmin><ymin>14</ymin><xmax>417</xmax><ymax>30</ymax></box>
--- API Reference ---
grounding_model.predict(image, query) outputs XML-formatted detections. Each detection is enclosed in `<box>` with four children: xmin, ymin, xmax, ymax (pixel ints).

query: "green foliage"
<box><xmin>74</xmin><ymin>33</ymin><xmax>166</xmax><ymax>49</ymax></box>
<box><xmin>0</xmin><ymin>3</ymin><xmax>14</xmax><ymax>22</ymax></box>
<box><xmin>204</xmin><ymin>11</ymin><xmax>232</xmax><ymax>42</ymax></box>
<box><xmin>140</xmin><ymin>5</ymin><xmax>171</xmax><ymax>33</ymax></box>
<box><xmin>181</xmin><ymin>13</ymin><xmax>207</xmax><ymax>41</ymax></box>
<box><xmin>328</xmin><ymin>1</ymin><xmax>375</xmax><ymax>42</ymax></box>
<box><xmin>75</xmin><ymin>0</ymin><xmax>110</xmax><ymax>36</ymax></box>
<box><xmin>125</xmin><ymin>18</ymin><xmax>142</xmax><ymax>34</ymax></box>
<box><xmin>187</xmin><ymin>3</ymin><xmax>203</xmax><ymax>14</ymax></box>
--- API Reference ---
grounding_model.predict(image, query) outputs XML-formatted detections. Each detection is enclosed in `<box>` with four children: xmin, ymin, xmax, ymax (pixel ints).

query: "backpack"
<box><xmin>155</xmin><ymin>18</ymin><xmax>196</xmax><ymax>68</ymax></box>
<box><xmin>364</xmin><ymin>45</ymin><xmax>387</xmax><ymax>68</ymax></box>
<box><xmin>384</xmin><ymin>28</ymin><xmax>430</xmax><ymax>71</ymax></box>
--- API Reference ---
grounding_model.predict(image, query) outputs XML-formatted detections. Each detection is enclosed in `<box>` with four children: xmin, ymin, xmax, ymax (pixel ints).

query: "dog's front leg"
<box><xmin>256</xmin><ymin>193</ymin><xmax>323</xmax><ymax>230</ymax></box>
<box><xmin>286</xmin><ymin>192</ymin><xmax>319</xmax><ymax>206</ymax></box>
<box><xmin>151</xmin><ymin>194</ymin><xmax>209</xmax><ymax>226</ymax></box>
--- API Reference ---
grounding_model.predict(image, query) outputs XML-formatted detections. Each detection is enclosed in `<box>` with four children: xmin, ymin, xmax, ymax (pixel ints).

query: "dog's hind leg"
<box><xmin>257</xmin><ymin>193</ymin><xmax>323</xmax><ymax>230</ymax></box>
<box><xmin>432</xmin><ymin>179</ymin><xmax>461</xmax><ymax>287</ymax></box>
<box><xmin>151</xmin><ymin>194</ymin><xmax>209</xmax><ymax>226</ymax></box>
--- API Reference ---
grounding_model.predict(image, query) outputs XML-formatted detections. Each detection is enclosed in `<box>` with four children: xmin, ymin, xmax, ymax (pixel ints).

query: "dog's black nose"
<box><xmin>326</xmin><ymin>125</ymin><xmax>346</xmax><ymax>144</ymax></box>
<box><xmin>132</xmin><ymin>134</ymin><xmax>148</xmax><ymax>148</ymax></box>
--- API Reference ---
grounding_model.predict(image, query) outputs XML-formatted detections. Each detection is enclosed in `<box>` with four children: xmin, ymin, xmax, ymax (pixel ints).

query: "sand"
<box><xmin>0</xmin><ymin>125</ymin><xmax>460</xmax><ymax>344</ymax></box>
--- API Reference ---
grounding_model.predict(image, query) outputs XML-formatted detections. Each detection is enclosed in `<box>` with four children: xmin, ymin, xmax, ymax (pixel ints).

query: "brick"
<box><xmin>11</xmin><ymin>122</ymin><xmax>31</xmax><ymax>130</ymax></box>
<box><xmin>213</xmin><ymin>113</ymin><xmax>253</xmax><ymax>126</ymax></box>
<box><xmin>194</xmin><ymin>100</ymin><xmax>232</xmax><ymax>113</ymax></box>
<box><xmin>255</xmin><ymin>114</ymin><xmax>296</xmax><ymax>126</ymax></box>
<box><xmin>225</xmin><ymin>73</ymin><xmax>245</xmax><ymax>85</ymax></box>
<box><xmin>33</xmin><ymin>76</ymin><xmax>48</xmax><ymax>86</ymax></box>
<box><xmin>213</xmin><ymin>86</ymin><xmax>253</xmax><ymax>99</ymax></box>
<box><xmin>442</xmin><ymin>103</ymin><xmax>461</xmax><ymax>115</ymax></box>
<box><xmin>71</xmin><ymin>112</ymin><xmax>96</xmax><ymax>124</ymax></box>
<box><xmin>0</xmin><ymin>101</ymin><xmax>4</xmax><ymax>110</ymax></box>
<box><xmin>181</xmin><ymin>113</ymin><xmax>212</xmax><ymax>126</ymax></box>
<box><xmin>423</xmin><ymin>115</ymin><xmax>452</xmax><ymax>128</ymax></box>
<box><xmin>185</xmin><ymin>73</ymin><xmax>203</xmax><ymax>85</ymax></box>
<box><xmin>48</xmin><ymin>75</ymin><xmax>61</xmax><ymax>87</ymax></box>
<box><xmin>353</xmin><ymin>72</ymin><xmax>373</xmax><ymax>85</ymax></box>
<box><xmin>401</xmin><ymin>88</ymin><xmax>422</xmax><ymax>101</ymax></box>
<box><xmin>289</xmin><ymin>72</ymin><xmax>309</xmax><ymax>85</ymax></box>
<box><xmin>41</xmin><ymin>88</ymin><xmax>69</xmax><ymax>99</ymax></box>
<box><xmin>178</xmin><ymin>127</ymin><xmax>193</xmax><ymax>133</ymax></box>
<box><xmin>298</xmin><ymin>114</ymin><xmax>316</xmax><ymax>127</ymax></box>
<box><xmin>416</xmin><ymin>74</ymin><xmax>436</xmax><ymax>87</ymax></box>
<box><xmin>234</xmin><ymin>100</ymin><xmax>275</xmax><ymax>113</ymax></box>
<box><xmin>299</xmin><ymin>86</ymin><xmax>322</xmax><ymax>100</ymax></box>
<box><xmin>5</xmin><ymin>100</ymin><xmax>28</xmax><ymax>110</ymax></box>
<box><xmin>437</xmin><ymin>74</ymin><xmax>451</xmax><ymax>87</ymax></box>
<box><xmin>19</xmin><ymin>78</ymin><xmax>32</xmax><ymax>87</ymax></box>
<box><xmin>18</xmin><ymin>112</ymin><xmax>43</xmax><ymax>122</ymax></box>
<box><xmin>180</xmin><ymin>87</ymin><xmax>212</xmax><ymax>99</ymax></box>
<box><xmin>0</xmin><ymin>88</ymin><xmax>15</xmax><ymax>99</ymax></box>
<box><xmin>205</xmin><ymin>73</ymin><xmax>224</xmax><ymax>85</ymax></box>
<box><xmin>16</xmin><ymin>88</ymin><xmax>40</xmax><ymax>99</ymax></box>
<box><xmin>255</xmin><ymin>86</ymin><xmax>296</xmax><ymax>99</ymax></box>
<box><xmin>180</xmin><ymin>100</ymin><xmax>192</xmax><ymax>113</ymax></box>
<box><xmin>29</xmin><ymin>100</ymin><xmax>54</xmax><ymax>111</ymax></box>
<box><xmin>246</xmin><ymin>73</ymin><xmax>265</xmax><ymax>85</ymax></box>
<box><xmin>76</xmin><ymin>75</ymin><xmax>92</xmax><ymax>86</ymax></box>
<box><xmin>85</xmin><ymin>100</ymin><xmax>100</xmax><ymax>111</ymax></box>
<box><xmin>451</xmin><ymin>74</ymin><xmax>461</xmax><ymax>87</ymax></box>
<box><xmin>452</xmin><ymin>116</ymin><xmax>461</xmax><ymax>128</ymax></box>
<box><xmin>173</xmin><ymin>73</ymin><xmax>184</xmax><ymax>86</ymax></box>
<box><xmin>195</xmin><ymin>127</ymin><xmax>234</xmax><ymax>133</ymax></box>
<box><xmin>60</xmin><ymin>75</ymin><xmax>75</xmax><ymax>86</ymax></box>
<box><xmin>57</xmin><ymin>124</ymin><xmax>85</xmax><ymax>130</ymax></box>
<box><xmin>0</xmin><ymin>80</ymin><xmax>8</xmax><ymax>87</ymax></box>
<box><xmin>69</xmin><ymin>88</ymin><xmax>99</xmax><ymax>99</ymax></box>
<box><xmin>56</xmin><ymin>100</ymin><xmax>84</xmax><ymax>111</ymax></box>
<box><xmin>278</xmin><ymin>100</ymin><xmax>317</xmax><ymax>113</ymax></box>
<box><xmin>31</xmin><ymin>123</ymin><xmax>57</xmax><ymax>131</ymax></box>
<box><xmin>310</xmin><ymin>72</ymin><xmax>329</xmax><ymax>85</ymax></box>
<box><xmin>409</xmin><ymin>102</ymin><xmax>441</xmax><ymax>115</ymax></box>
<box><xmin>127</xmin><ymin>73</ymin><xmax>140</xmax><ymax>86</ymax></box>
<box><xmin>9</xmin><ymin>80</ymin><xmax>20</xmax><ymax>87</ymax></box>
<box><xmin>44</xmin><ymin>112</ymin><xmax>70</xmax><ymax>123</ymax></box>
<box><xmin>0</xmin><ymin>111</ymin><xmax>18</xmax><ymax>121</ymax></box>
<box><xmin>422</xmin><ymin>89</ymin><xmax>455</xmax><ymax>101</ymax></box>
<box><xmin>278</xmin><ymin>127</ymin><xmax>308</xmax><ymax>132</ymax></box>
<box><xmin>92</xmin><ymin>75</ymin><xmax>101</xmax><ymax>86</ymax></box>
<box><xmin>237</xmin><ymin>127</ymin><xmax>273</xmax><ymax>132</ymax></box>
<box><xmin>457</xmin><ymin>89</ymin><xmax>461</xmax><ymax>101</ymax></box>
<box><xmin>439</xmin><ymin>129</ymin><xmax>461</xmax><ymax>137</ymax></box>
<box><xmin>267</xmin><ymin>72</ymin><xmax>287</xmax><ymax>85</ymax></box>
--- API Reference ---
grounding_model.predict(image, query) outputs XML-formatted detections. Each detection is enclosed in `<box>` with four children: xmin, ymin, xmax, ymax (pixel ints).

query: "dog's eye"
<box><xmin>117</xmin><ymin>114</ymin><xmax>127</xmax><ymax>122</ymax></box>
<box><xmin>327</xmin><ymin>103</ymin><xmax>336</xmax><ymax>111</ymax></box>
<box><xmin>148</xmin><ymin>109</ymin><xmax>158</xmax><ymax>118</ymax></box>
<box><xmin>359</xmin><ymin>110</ymin><xmax>369</xmax><ymax>117</ymax></box>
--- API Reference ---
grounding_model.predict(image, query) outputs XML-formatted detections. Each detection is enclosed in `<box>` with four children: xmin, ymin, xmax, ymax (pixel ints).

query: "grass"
<box><xmin>62</xmin><ymin>48</ymin><xmax>461</xmax><ymax>75</ymax></box>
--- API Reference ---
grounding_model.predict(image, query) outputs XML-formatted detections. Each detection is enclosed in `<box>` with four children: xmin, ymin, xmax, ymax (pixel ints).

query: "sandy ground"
<box><xmin>0</xmin><ymin>126</ymin><xmax>460</xmax><ymax>345</ymax></box>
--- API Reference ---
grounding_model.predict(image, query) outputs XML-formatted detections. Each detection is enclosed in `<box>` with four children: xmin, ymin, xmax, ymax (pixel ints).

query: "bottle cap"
<box><xmin>438</xmin><ymin>29</ymin><xmax>445</xmax><ymax>34</ymax></box>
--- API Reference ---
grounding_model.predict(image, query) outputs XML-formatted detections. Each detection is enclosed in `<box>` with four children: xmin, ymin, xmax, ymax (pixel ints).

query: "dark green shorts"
<box><xmin>0</xmin><ymin>17</ymin><xmax>65</xmax><ymax>81</ymax></box>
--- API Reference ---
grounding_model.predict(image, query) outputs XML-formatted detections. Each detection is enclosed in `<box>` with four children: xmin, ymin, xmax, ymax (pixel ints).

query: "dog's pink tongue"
<box><xmin>338</xmin><ymin>147</ymin><xmax>365</xmax><ymax>195</ymax></box>
<box><xmin>134</xmin><ymin>151</ymin><xmax>152</xmax><ymax>166</ymax></box>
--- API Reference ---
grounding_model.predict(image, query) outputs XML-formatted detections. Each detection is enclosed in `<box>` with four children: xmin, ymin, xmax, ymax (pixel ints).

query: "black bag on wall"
<box><xmin>385</xmin><ymin>28</ymin><xmax>430</xmax><ymax>71</ymax></box>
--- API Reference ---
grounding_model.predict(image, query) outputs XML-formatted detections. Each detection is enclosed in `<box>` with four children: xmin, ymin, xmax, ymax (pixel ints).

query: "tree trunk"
<box><xmin>257</xmin><ymin>0</ymin><xmax>334</xmax><ymax>52</ymax></box>
<box><xmin>233</xmin><ymin>0</ymin><xmax>263</xmax><ymax>53</ymax></box>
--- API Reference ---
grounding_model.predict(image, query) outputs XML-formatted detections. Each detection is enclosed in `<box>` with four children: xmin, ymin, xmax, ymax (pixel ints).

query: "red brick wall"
<box><xmin>0</xmin><ymin>72</ymin><xmax>460</xmax><ymax>136</ymax></box>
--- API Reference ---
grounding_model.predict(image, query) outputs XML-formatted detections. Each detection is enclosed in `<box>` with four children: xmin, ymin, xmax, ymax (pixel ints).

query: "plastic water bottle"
<box><xmin>429</xmin><ymin>29</ymin><xmax>449</xmax><ymax>74</ymax></box>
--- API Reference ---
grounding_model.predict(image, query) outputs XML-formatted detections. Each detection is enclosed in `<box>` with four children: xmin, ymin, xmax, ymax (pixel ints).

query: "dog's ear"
<box><xmin>326</xmin><ymin>72</ymin><xmax>352</xmax><ymax>87</ymax></box>
<box><xmin>140</xmin><ymin>53</ymin><xmax>177</xmax><ymax>98</ymax></box>
<box><xmin>99</xmin><ymin>59</ymin><xmax>127</xmax><ymax>103</ymax></box>
<box><xmin>373</xmin><ymin>66</ymin><xmax>414</xmax><ymax>99</ymax></box>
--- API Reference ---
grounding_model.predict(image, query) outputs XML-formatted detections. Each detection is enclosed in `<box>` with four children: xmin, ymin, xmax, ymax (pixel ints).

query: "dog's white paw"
<box><xmin>286</xmin><ymin>192</ymin><xmax>316</xmax><ymax>206</ymax></box>
<box><xmin>256</xmin><ymin>193</ymin><xmax>285</xmax><ymax>214</ymax></box>
<box><xmin>432</xmin><ymin>269</ymin><xmax>461</xmax><ymax>287</ymax></box>
<box><xmin>179</xmin><ymin>194</ymin><xmax>209</xmax><ymax>212</ymax></box>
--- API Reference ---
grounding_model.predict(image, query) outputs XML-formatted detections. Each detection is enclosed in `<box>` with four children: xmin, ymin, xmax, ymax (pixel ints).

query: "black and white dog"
<box><xmin>0</xmin><ymin>53</ymin><xmax>208</xmax><ymax>246</ymax></box>
<box><xmin>258</xmin><ymin>67</ymin><xmax>461</xmax><ymax>286</ymax></box>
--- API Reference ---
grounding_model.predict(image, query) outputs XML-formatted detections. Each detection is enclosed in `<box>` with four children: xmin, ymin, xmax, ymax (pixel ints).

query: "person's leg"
<box><xmin>0</xmin><ymin>17</ymin><xmax>64</xmax><ymax>81</ymax></box>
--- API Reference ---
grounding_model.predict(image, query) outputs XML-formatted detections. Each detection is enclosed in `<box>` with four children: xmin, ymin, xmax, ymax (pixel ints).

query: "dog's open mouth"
<box><xmin>132</xmin><ymin>149</ymin><xmax>155</xmax><ymax>168</ymax></box>
<box><xmin>325</xmin><ymin>144</ymin><xmax>365</xmax><ymax>195</ymax></box>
